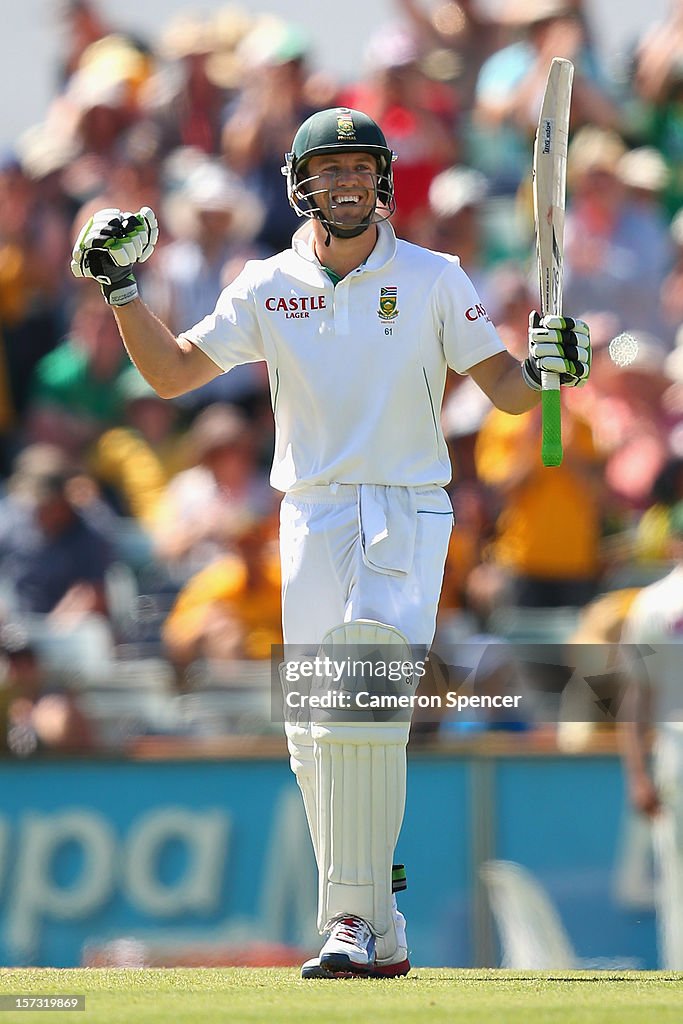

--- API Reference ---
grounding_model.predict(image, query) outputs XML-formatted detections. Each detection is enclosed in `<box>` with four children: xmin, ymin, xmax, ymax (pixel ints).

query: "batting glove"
<box><xmin>523</xmin><ymin>312</ymin><xmax>591</xmax><ymax>390</ymax></box>
<box><xmin>70</xmin><ymin>207</ymin><xmax>159</xmax><ymax>306</ymax></box>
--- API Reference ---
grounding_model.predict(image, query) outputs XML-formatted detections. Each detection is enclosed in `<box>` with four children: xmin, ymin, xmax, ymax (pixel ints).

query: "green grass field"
<box><xmin>1</xmin><ymin>969</ymin><xmax>682</xmax><ymax>1024</ymax></box>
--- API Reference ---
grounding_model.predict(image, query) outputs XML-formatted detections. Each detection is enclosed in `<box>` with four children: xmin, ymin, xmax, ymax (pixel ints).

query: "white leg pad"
<box><xmin>312</xmin><ymin>619</ymin><xmax>414</xmax><ymax>962</ymax></box>
<box><xmin>313</xmin><ymin>721</ymin><xmax>408</xmax><ymax>960</ymax></box>
<box><xmin>285</xmin><ymin>722</ymin><xmax>319</xmax><ymax>865</ymax></box>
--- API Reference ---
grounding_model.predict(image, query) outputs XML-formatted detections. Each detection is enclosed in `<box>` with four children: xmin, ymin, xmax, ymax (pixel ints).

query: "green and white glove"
<box><xmin>70</xmin><ymin>207</ymin><xmax>159</xmax><ymax>306</ymax></box>
<box><xmin>522</xmin><ymin>311</ymin><xmax>591</xmax><ymax>390</ymax></box>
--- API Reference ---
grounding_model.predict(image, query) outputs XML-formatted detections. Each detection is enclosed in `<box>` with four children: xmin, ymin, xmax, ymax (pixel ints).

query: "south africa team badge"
<box><xmin>378</xmin><ymin>286</ymin><xmax>399</xmax><ymax>321</ymax></box>
<box><xmin>336</xmin><ymin>112</ymin><xmax>356</xmax><ymax>140</ymax></box>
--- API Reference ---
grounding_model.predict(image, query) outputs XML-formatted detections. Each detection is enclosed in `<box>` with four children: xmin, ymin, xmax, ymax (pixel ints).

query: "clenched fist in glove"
<box><xmin>522</xmin><ymin>312</ymin><xmax>591</xmax><ymax>390</ymax></box>
<box><xmin>70</xmin><ymin>207</ymin><xmax>159</xmax><ymax>306</ymax></box>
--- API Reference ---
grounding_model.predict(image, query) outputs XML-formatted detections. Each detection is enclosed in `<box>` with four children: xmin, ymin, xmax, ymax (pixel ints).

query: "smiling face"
<box><xmin>301</xmin><ymin>151</ymin><xmax>380</xmax><ymax>232</ymax></box>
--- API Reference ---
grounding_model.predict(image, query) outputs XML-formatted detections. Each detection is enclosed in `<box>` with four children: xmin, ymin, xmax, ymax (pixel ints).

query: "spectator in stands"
<box><xmin>58</xmin><ymin>34</ymin><xmax>152</xmax><ymax>208</ymax></box>
<box><xmin>473</xmin><ymin>399</ymin><xmax>602</xmax><ymax>610</ymax></box>
<box><xmin>617</xmin><ymin>147</ymin><xmax>676</xmax><ymax>344</ymax></box>
<box><xmin>144</xmin><ymin>11</ymin><xmax>246</xmax><ymax>157</ymax></box>
<box><xmin>341</xmin><ymin>25</ymin><xmax>457</xmax><ymax>238</ymax></box>
<box><xmin>70</xmin><ymin>135</ymin><xmax>165</xmax><ymax>241</ymax></box>
<box><xmin>13</xmin><ymin>123</ymin><xmax>77</xmax><ymax>294</ymax></box>
<box><xmin>89</xmin><ymin>365</ymin><xmax>184</xmax><ymax>525</ymax></box>
<box><xmin>665</xmin><ymin>328</ymin><xmax>683</xmax><ymax>458</ymax></box>
<box><xmin>471</xmin><ymin>0</ymin><xmax>619</xmax><ymax>193</ymax></box>
<box><xmin>473</xmin><ymin>290</ymin><xmax>603</xmax><ymax>608</ymax></box>
<box><xmin>150</xmin><ymin>403</ymin><xmax>273</xmax><ymax>583</ymax></box>
<box><xmin>0</xmin><ymin>445</ymin><xmax>113</xmax><ymax>618</ymax></box>
<box><xmin>421</xmin><ymin>164</ymin><xmax>490</xmax><ymax>293</ymax></box>
<box><xmin>145</xmin><ymin>159</ymin><xmax>267</xmax><ymax>411</ymax></box>
<box><xmin>0</xmin><ymin>158</ymin><xmax>65</xmax><ymax>467</ymax></box>
<box><xmin>438</xmin><ymin>481</ymin><xmax>491</xmax><ymax>616</ymax></box>
<box><xmin>578</xmin><ymin>332</ymin><xmax>675</xmax><ymax>513</ymax></box>
<box><xmin>149</xmin><ymin>159</ymin><xmax>263</xmax><ymax>334</ymax></box>
<box><xmin>634</xmin><ymin>458</ymin><xmax>683</xmax><ymax>562</ymax></box>
<box><xmin>162</xmin><ymin>518</ymin><xmax>282</xmax><ymax>670</ymax></box>
<box><xmin>661</xmin><ymin>210</ymin><xmax>683</xmax><ymax>342</ymax></box>
<box><xmin>428</xmin><ymin>165</ymin><xmax>494</xmax><ymax>482</ymax></box>
<box><xmin>633</xmin><ymin>0</ymin><xmax>683</xmax><ymax>106</ymax></box>
<box><xmin>222</xmin><ymin>18</ymin><xmax>327</xmax><ymax>254</ymax></box>
<box><xmin>0</xmin><ymin>622</ymin><xmax>95</xmax><ymax>755</ymax></box>
<box><xmin>394</xmin><ymin>0</ymin><xmax>504</xmax><ymax>112</ymax></box>
<box><xmin>563</xmin><ymin>128</ymin><xmax>674</xmax><ymax>341</ymax></box>
<box><xmin>56</xmin><ymin>0</ymin><xmax>112</xmax><ymax>87</ymax></box>
<box><xmin>631</xmin><ymin>0</ymin><xmax>683</xmax><ymax>216</ymax></box>
<box><xmin>24</xmin><ymin>289</ymin><xmax>131</xmax><ymax>458</ymax></box>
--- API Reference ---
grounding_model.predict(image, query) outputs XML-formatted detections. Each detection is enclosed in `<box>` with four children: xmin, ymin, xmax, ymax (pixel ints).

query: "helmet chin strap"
<box><xmin>316</xmin><ymin>208</ymin><xmax>375</xmax><ymax>245</ymax></box>
<box><xmin>327</xmin><ymin>220</ymin><xmax>374</xmax><ymax>239</ymax></box>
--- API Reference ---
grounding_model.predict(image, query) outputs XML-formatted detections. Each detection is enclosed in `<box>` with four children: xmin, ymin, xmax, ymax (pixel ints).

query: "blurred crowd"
<box><xmin>1</xmin><ymin>0</ymin><xmax>682</xmax><ymax>755</ymax></box>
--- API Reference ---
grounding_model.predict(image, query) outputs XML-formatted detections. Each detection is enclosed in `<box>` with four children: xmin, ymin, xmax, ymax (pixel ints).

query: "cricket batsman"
<box><xmin>620</xmin><ymin>502</ymin><xmax>683</xmax><ymax>969</ymax></box>
<box><xmin>70</xmin><ymin>107</ymin><xmax>591</xmax><ymax>977</ymax></box>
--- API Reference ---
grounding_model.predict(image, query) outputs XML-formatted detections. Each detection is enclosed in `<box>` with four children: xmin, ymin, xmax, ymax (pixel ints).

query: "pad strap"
<box><xmin>392</xmin><ymin>863</ymin><xmax>407</xmax><ymax>893</ymax></box>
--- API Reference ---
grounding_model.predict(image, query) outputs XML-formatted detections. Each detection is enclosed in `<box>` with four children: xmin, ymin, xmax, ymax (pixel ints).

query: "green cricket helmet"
<box><xmin>282</xmin><ymin>107</ymin><xmax>397</xmax><ymax>237</ymax></box>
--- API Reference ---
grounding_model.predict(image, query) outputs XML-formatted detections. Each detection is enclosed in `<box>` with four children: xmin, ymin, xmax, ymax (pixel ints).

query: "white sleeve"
<box><xmin>180</xmin><ymin>264</ymin><xmax>265</xmax><ymax>372</ymax></box>
<box><xmin>621</xmin><ymin>607</ymin><xmax>644</xmax><ymax>646</ymax></box>
<box><xmin>621</xmin><ymin>589</ymin><xmax>664</xmax><ymax>646</ymax></box>
<box><xmin>620</xmin><ymin>592</ymin><xmax>665</xmax><ymax>691</ymax></box>
<box><xmin>434</xmin><ymin>261</ymin><xmax>506</xmax><ymax>374</ymax></box>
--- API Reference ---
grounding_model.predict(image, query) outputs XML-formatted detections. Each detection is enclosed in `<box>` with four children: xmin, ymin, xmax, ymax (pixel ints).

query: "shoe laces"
<box><xmin>330</xmin><ymin>914</ymin><xmax>373</xmax><ymax>947</ymax></box>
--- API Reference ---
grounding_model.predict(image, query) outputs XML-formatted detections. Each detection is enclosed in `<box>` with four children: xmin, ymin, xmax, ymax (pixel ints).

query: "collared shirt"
<box><xmin>181</xmin><ymin>221</ymin><xmax>505</xmax><ymax>491</ymax></box>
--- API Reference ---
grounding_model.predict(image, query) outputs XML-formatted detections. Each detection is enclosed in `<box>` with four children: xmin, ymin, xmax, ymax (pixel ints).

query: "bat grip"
<box><xmin>541</xmin><ymin>370</ymin><xmax>562</xmax><ymax>467</ymax></box>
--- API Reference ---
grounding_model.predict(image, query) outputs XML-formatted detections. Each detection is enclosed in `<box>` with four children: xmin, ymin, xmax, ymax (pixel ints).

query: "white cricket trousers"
<box><xmin>279</xmin><ymin>483</ymin><xmax>454</xmax><ymax>647</ymax></box>
<box><xmin>280</xmin><ymin>483</ymin><xmax>453</xmax><ymax>953</ymax></box>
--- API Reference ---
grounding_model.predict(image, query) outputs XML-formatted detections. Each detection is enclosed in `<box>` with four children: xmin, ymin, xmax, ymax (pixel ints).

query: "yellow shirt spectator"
<box><xmin>163</xmin><ymin>527</ymin><xmax>282</xmax><ymax>665</ymax></box>
<box><xmin>475</xmin><ymin>406</ymin><xmax>602</xmax><ymax>581</ymax></box>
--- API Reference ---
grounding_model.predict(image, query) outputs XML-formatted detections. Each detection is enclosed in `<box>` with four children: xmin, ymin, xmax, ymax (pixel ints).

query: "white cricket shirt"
<box><xmin>181</xmin><ymin>221</ymin><xmax>505</xmax><ymax>492</ymax></box>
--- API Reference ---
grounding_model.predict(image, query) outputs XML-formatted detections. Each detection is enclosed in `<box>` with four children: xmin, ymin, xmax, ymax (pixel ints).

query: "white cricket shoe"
<box><xmin>374</xmin><ymin>907</ymin><xmax>410</xmax><ymax>977</ymax></box>
<box><xmin>301</xmin><ymin>903</ymin><xmax>410</xmax><ymax>979</ymax></box>
<box><xmin>320</xmin><ymin>914</ymin><xmax>375</xmax><ymax>973</ymax></box>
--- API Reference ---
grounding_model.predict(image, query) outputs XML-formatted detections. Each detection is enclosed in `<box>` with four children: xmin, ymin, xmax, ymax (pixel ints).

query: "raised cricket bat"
<box><xmin>532</xmin><ymin>57</ymin><xmax>574</xmax><ymax>468</ymax></box>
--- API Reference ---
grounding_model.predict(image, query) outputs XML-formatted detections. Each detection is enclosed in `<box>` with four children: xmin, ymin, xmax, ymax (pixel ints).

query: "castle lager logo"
<box><xmin>265</xmin><ymin>295</ymin><xmax>327</xmax><ymax>319</ymax></box>
<box><xmin>465</xmin><ymin>303</ymin><xmax>491</xmax><ymax>323</ymax></box>
<box><xmin>378</xmin><ymin>286</ymin><xmax>399</xmax><ymax>321</ymax></box>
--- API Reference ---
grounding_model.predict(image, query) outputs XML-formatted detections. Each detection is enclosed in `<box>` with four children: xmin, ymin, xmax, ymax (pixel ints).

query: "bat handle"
<box><xmin>541</xmin><ymin>369</ymin><xmax>563</xmax><ymax>467</ymax></box>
